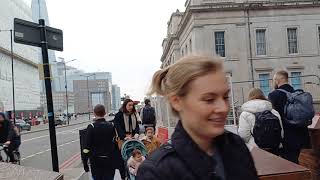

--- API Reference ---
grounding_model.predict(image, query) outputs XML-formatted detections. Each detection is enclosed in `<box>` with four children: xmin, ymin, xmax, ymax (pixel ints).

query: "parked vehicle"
<box><xmin>15</xmin><ymin>119</ymin><xmax>31</xmax><ymax>131</ymax></box>
<box><xmin>55</xmin><ymin>115</ymin><xmax>67</xmax><ymax>126</ymax></box>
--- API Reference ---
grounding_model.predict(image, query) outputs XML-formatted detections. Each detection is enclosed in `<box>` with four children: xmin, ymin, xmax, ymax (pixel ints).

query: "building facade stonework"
<box><xmin>157</xmin><ymin>0</ymin><xmax>320</xmax><ymax>128</ymax></box>
<box><xmin>0</xmin><ymin>0</ymin><xmax>40</xmax><ymax>112</ymax></box>
<box><xmin>74</xmin><ymin>79</ymin><xmax>112</xmax><ymax>114</ymax></box>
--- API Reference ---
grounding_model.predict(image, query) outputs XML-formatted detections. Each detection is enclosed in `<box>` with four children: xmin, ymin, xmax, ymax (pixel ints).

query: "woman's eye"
<box><xmin>224</xmin><ymin>96</ymin><xmax>229</xmax><ymax>100</ymax></box>
<box><xmin>204</xmin><ymin>99</ymin><xmax>214</xmax><ymax>102</ymax></box>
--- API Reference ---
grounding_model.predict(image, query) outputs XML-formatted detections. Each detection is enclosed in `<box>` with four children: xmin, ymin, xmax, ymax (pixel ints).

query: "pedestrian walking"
<box><xmin>114</xmin><ymin>99</ymin><xmax>141</xmax><ymax>179</ymax></box>
<box><xmin>114</xmin><ymin>99</ymin><xmax>141</xmax><ymax>141</ymax></box>
<box><xmin>82</xmin><ymin>104</ymin><xmax>121</xmax><ymax>180</ymax></box>
<box><xmin>268</xmin><ymin>70</ymin><xmax>313</xmax><ymax>164</ymax></box>
<box><xmin>140</xmin><ymin>99</ymin><xmax>156</xmax><ymax>131</ymax></box>
<box><xmin>137</xmin><ymin>56</ymin><xmax>258</xmax><ymax>180</ymax></box>
<box><xmin>238</xmin><ymin>88</ymin><xmax>283</xmax><ymax>155</ymax></box>
<box><xmin>0</xmin><ymin>112</ymin><xmax>20</xmax><ymax>163</ymax></box>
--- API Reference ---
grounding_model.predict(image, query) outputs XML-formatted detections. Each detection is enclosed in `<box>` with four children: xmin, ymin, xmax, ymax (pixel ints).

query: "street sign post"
<box><xmin>14</xmin><ymin>18</ymin><xmax>63</xmax><ymax>172</ymax></box>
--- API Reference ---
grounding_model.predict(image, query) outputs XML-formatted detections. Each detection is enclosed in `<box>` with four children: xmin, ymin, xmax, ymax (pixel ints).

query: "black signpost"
<box><xmin>14</xmin><ymin>18</ymin><xmax>63</xmax><ymax>172</ymax></box>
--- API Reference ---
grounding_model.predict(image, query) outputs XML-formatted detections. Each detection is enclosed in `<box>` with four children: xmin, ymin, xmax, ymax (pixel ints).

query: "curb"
<box><xmin>21</xmin><ymin>120</ymin><xmax>90</xmax><ymax>135</ymax></box>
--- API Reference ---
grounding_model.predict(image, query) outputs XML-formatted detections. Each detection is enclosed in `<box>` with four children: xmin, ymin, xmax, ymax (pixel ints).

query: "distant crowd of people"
<box><xmin>82</xmin><ymin>98</ymin><xmax>160</xmax><ymax>180</ymax></box>
<box><xmin>81</xmin><ymin>56</ymin><xmax>314</xmax><ymax>180</ymax></box>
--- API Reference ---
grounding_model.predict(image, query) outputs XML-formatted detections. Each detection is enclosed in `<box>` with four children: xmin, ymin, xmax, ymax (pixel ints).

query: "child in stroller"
<box><xmin>127</xmin><ymin>149</ymin><xmax>145</xmax><ymax>176</ymax></box>
<box><xmin>121</xmin><ymin>139</ymin><xmax>147</xmax><ymax>180</ymax></box>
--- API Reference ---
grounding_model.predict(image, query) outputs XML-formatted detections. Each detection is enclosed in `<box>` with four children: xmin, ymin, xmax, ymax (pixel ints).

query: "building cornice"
<box><xmin>0</xmin><ymin>47</ymin><xmax>38</xmax><ymax>68</ymax></box>
<box><xmin>160</xmin><ymin>35</ymin><xmax>179</xmax><ymax>62</ymax></box>
<box><xmin>160</xmin><ymin>0</ymin><xmax>320</xmax><ymax>63</ymax></box>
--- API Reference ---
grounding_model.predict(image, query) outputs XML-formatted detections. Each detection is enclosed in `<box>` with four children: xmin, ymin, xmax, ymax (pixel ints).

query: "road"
<box><xmin>19</xmin><ymin>116</ymin><xmax>114</xmax><ymax>172</ymax></box>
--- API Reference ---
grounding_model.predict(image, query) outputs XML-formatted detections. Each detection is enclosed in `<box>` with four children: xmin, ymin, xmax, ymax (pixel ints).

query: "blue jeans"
<box><xmin>91</xmin><ymin>167</ymin><xmax>115</xmax><ymax>180</ymax></box>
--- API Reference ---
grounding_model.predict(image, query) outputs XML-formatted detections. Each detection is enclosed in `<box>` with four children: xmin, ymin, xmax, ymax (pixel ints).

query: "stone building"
<box><xmin>157</xmin><ymin>0</ymin><xmax>320</xmax><ymax>128</ymax></box>
<box><xmin>74</xmin><ymin>79</ymin><xmax>112</xmax><ymax>114</ymax></box>
<box><xmin>0</xmin><ymin>0</ymin><xmax>40</xmax><ymax>112</ymax></box>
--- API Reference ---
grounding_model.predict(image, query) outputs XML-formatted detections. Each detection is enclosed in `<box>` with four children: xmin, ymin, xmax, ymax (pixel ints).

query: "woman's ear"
<box><xmin>168</xmin><ymin>95</ymin><xmax>182</xmax><ymax>112</ymax></box>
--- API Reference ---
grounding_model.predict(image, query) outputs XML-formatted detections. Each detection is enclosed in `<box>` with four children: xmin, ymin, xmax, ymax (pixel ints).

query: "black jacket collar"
<box><xmin>94</xmin><ymin>118</ymin><xmax>106</xmax><ymax>123</ymax></box>
<box><xmin>171</xmin><ymin>121</ymin><xmax>220</xmax><ymax>178</ymax></box>
<box><xmin>278</xmin><ymin>84</ymin><xmax>294</xmax><ymax>92</ymax></box>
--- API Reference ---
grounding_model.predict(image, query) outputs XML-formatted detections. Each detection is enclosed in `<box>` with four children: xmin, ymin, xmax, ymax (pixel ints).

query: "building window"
<box><xmin>256</xmin><ymin>29</ymin><xmax>266</xmax><ymax>55</ymax></box>
<box><xmin>287</xmin><ymin>28</ymin><xmax>298</xmax><ymax>54</ymax></box>
<box><xmin>291</xmin><ymin>72</ymin><xmax>302</xmax><ymax>90</ymax></box>
<box><xmin>259</xmin><ymin>74</ymin><xmax>270</xmax><ymax>96</ymax></box>
<box><xmin>215</xmin><ymin>31</ymin><xmax>225</xmax><ymax>57</ymax></box>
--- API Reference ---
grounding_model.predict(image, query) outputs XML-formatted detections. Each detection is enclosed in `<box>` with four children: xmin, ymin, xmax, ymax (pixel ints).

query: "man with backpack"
<box><xmin>140</xmin><ymin>99</ymin><xmax>156</xmax><ymax>131</ymax></box>
<box><xmin>82</xmin><ymin>104</ymin><xmax>121</xmax><ymax>180</ymax></box>
<box><xmin>268</xmin><ymin>70</ymin><xmax>313</xmax><ymax>164</ymax></box>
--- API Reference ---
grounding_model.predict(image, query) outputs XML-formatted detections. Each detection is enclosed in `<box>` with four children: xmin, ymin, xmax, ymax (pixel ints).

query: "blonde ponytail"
<box><xmin>148</xmin><ymin>67</ymin><xmax>169</xmax><ymax>96</ymax></box>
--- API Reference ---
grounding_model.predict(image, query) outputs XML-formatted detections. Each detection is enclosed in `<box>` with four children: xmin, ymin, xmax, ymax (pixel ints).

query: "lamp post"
<box><xmin>80</xmin><ymin>74</ymin><xmax>95</xmax><ymax>120</ymax></box>
<box><xmin>56</xmin><ymin>58</ymin><xmax>77</xmax><ymax>125</ymax></box>
<box><xmin>58</xmin><ymin>58</ymin><xmax>77</xmax><ymax>125</ymax></box>
<box><xmin>0</xmin><ymin>29</ymin><xmax>15</xmax><ymax>124</ymax></box>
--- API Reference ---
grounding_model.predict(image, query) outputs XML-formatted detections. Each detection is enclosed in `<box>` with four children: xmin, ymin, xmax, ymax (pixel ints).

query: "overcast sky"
<box><xmin>24</xmin><ymin>0</ymin><xmax>186</xmax><ymax>101</ymax></box>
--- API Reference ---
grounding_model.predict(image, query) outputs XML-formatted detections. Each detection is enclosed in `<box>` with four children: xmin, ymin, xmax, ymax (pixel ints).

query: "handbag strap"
<box><xmin>112</xmin><ymin>122</ymin><xmax>119</xmax><ymax>139</ymax></box>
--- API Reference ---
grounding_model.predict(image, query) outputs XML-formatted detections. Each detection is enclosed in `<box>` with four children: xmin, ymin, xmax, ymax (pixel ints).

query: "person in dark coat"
<box><xmin>114</xmin><ymin>99</ymin><xmax>141</xmax><ymax>140</ymax></box>
<box><xmin>0</xmin><ymin>112</ymin><xmax>20</xmax><ymax>163</ymax></box>
<box><xmin>83</xmin><ymin>104</ymin><xmax>120</xmax><ymax>180</ymax></box>
<box><xmin>268</xmin><ymin>70</ymin><xmax>311</xmax><ymax>164</ymax></box>
<box><xmin>114</xmin><ymin>99</ymin><xmax>141</xmax><ymax>179</ymax></box>
<box><xmin>136</xmin><ymin>56</ymin><xmax>258</xmax><ymax>180</ymax></box>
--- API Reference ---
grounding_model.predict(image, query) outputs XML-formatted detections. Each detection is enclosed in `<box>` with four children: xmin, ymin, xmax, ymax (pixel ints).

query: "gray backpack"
<box><xmin>277</xmin><ymin>89</ymin><xmax>314</xmax><ymax>127</ymax></box>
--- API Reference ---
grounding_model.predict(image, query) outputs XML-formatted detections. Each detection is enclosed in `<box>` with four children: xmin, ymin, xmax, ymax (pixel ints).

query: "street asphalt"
<box><xmin>18</xmin><ymin>115</ymin><xmax>121</xmax><ymax>179</ymax></box>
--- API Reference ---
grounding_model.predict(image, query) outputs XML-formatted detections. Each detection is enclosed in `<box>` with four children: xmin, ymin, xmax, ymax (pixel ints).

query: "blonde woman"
<box><xmin>137</xmin><ymin>56</ymin><xmax>258</xmax><ymax>180</ymax></box>
<box><xmin>238</xmin><ymin>88</ymin><xmax>284</xmax><ymax>155</ymax></box>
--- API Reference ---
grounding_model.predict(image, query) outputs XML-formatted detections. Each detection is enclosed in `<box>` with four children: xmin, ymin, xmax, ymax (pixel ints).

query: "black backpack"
<box><xmin>142</xmin><ymin>106</ymin><xmax>156</xmax><ymax>124</ymax></box>
<box><xmin>252</xmin><ymin>110</ymin><xmax>282</xmax><ymax>150</ymax></box>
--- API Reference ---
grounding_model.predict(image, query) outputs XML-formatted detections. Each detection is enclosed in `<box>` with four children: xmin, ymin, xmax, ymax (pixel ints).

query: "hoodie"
<box><xmin>238</xmin><ymin>99</ymin><xmax>284</xmax><ymax>148</ymax></box>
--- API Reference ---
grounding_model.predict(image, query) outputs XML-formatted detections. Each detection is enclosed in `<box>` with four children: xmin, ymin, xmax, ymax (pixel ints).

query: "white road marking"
<box><xmin>22</xmin><ymin>126</ymin><xmax>86</xmax><ymax>143</ymax></box>
<box><xmin>21</xmin><ymin>139</ymin><xmax>80</xmax><ymax>161</ymax></box>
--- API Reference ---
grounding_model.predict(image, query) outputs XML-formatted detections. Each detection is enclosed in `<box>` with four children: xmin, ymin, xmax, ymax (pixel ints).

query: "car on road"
<box><xmin>55</xmin><ymin>115</ymin><xmax>67</xmax><ymax>126</ymax></box>
<box><xmin>15</xmin><ymin>119</ymin><xmax>31</xmax><ymax>132</ymax></box>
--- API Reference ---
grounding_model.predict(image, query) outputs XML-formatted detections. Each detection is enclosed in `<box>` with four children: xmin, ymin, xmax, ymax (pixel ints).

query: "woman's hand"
<box><xmin>134</xmin><ymin>134</ymin><xmax>139</xmax><ymax>139</ymax></box>
<box><xmin>125</xmin><ymin>134</ymin><xmax>132</xmax><ymax>140</ymax></box>
<box><xmin>4</xmin><ymin>141</ymin><xmax>11</xmax><ymax>145</ymax></box>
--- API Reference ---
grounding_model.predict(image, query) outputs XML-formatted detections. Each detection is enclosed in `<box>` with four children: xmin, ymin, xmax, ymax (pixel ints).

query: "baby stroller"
<box><xmin>121</xmin><ymin>139</ymin><xmax>147</xmax><ymax>180</ymax></box>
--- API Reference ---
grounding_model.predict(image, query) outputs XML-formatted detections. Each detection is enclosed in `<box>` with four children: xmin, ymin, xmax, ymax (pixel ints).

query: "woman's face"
<box><xmin>170</xmin><ymin>71</ymin><xmax>230</xmax><ymax>140</ymax></box>
<box><xmin>126</xmin><ymin>102</ymin><xmax>134</xmax><ymax>113</ymax></box>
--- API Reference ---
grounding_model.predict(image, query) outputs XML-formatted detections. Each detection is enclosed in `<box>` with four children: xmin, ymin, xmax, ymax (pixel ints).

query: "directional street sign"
<box><xmin>14</xmin><ymin>18</ymin><xmax>63</xmax><ymax>51</ymax></box>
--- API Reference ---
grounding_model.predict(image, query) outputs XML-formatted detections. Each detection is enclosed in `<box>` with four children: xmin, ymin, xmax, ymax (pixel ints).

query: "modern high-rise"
<box><xmin>0</xmin><ymin>0</ymin><xmax>40</xmax><ymax>113</ymax></box>
<box><xmin>112</xmin><ymin>85</ymin><xmax>121</xmax><ymax>112</ymax></box>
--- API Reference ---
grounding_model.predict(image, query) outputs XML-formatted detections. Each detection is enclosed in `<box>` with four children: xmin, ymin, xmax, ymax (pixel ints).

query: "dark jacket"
<box><xmin>0</xmin><ymin>120</ymin><xmax>15</xmax><ymax>144</ymax></box>
<box><xmin>114</xmin><ymin>111</ymin><xmax>140</xmax><ymax>140</ymax></box>
<box><xmin>268</xmin><ymin>84</ymin><xmax>311</xmax><ymax>150</ymax></box>
<box><xmin>84</xmin><ymin>118</ymin><xmax>119</xmax><ymax>168</ymax></box>
<box><xmin>137</xmin><ymin>121</ymin><xmax>258</xmax><ymax>180</ymax></box>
